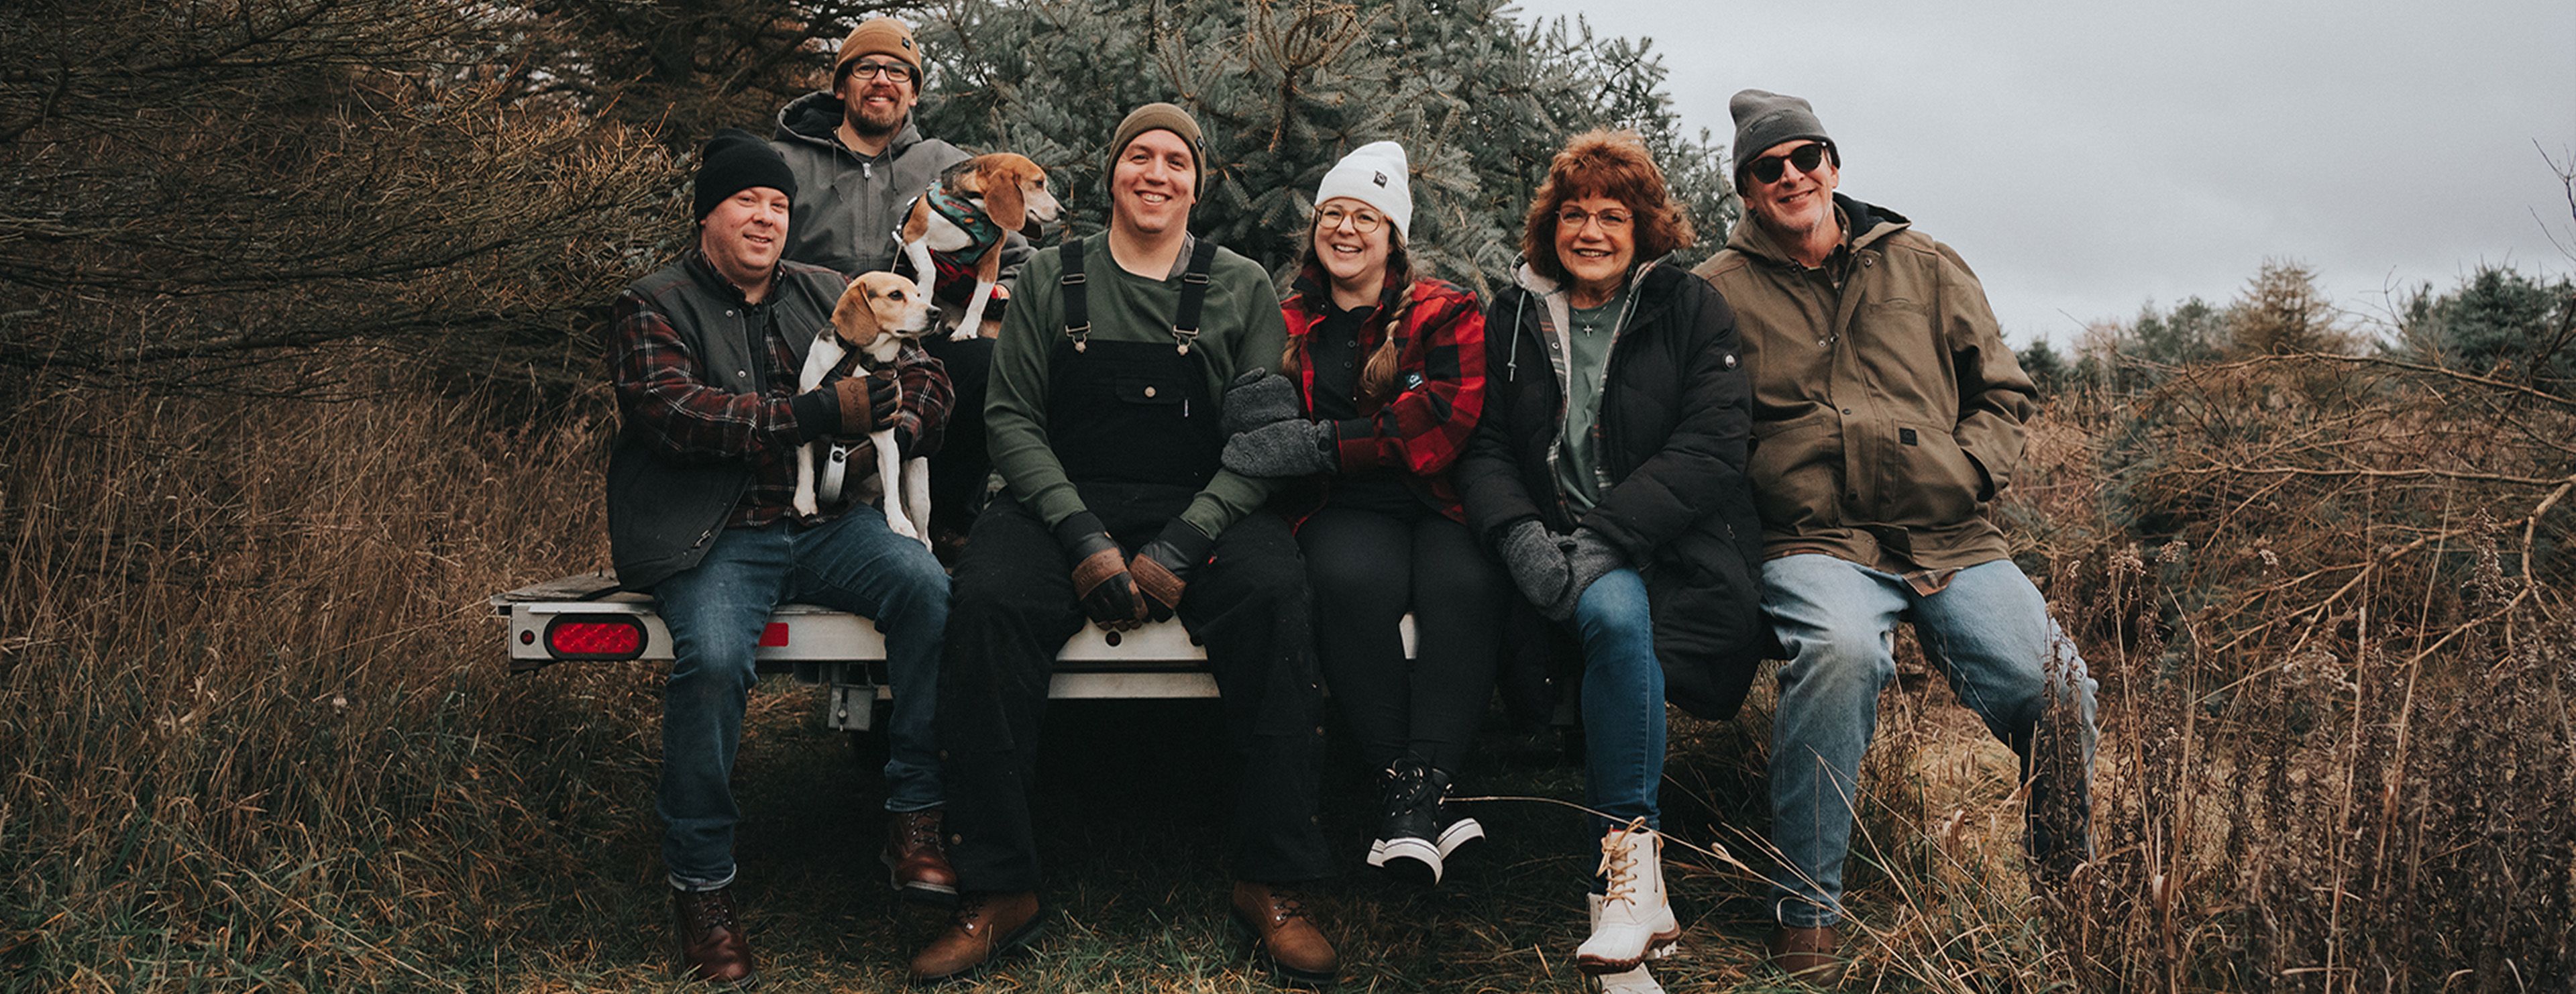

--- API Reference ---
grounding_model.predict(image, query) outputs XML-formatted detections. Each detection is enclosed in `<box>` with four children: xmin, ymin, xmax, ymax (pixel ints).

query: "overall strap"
<box><xmin>1171</xmin><ymin>237</ymin><xmax>1219</xmax><ymax>355</ymax></box>
<box><xmin>1060</xmin><ymin>234</ymin><xmax>1093</xmax><ymax>351</ymax></box>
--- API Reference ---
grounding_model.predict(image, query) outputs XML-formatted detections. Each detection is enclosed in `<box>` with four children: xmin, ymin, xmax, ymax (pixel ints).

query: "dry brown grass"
<box><xmin>4</xmin><ymin>351</ymin><xmax>2571</xmax><ymax>992</ymax></box>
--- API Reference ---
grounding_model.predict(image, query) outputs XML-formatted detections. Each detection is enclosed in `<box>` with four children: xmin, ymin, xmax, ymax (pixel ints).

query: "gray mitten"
<box><xmin>1221</xmin><ymin>369</ymin><xmax>1304</xmax><ymax>435</ymax></box>
<box><xmin>1554</xmin><ymin>527</ymin><xmax>1628</xmax><ymax>618</ymax></box>
<box><xmin>1498</xmin><ymin>519</ymin><xmax>1575</xmax><ymax>618</ymax></box>
<box><xmin>1222</xmin><ymin>419</ymin><xmax>1336</xmax><ymax>477</ymax></box>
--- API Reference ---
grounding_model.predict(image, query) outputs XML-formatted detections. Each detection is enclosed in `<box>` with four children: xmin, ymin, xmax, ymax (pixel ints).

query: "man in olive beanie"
<box><xmin>1693</xmin><ymin>90</ymin><xmax>2096</xmax><ymax>984</ymax></box>
<box><xmin>607</xmin><ymin>123</ymin><xmax>959</xmax><ymax>986</ymax></box>
<box><xmin>912</xmin><ymin>101</ymin><xmax>1342</xmax><ymax>988</ymax></box>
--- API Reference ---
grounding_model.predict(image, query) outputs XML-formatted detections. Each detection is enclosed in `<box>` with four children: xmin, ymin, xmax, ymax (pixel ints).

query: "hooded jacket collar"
<box><xmin>772</xmin><ymin>90</ymin><xmax>927</xmax><ymax>160</ymax></box>
<box><xmin>1724</xmin><ymin>192</ymin><xmax>1911</xmax><ymax>267</ymax></box>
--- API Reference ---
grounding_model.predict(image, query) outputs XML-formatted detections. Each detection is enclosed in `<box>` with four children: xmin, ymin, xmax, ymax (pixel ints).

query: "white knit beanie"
<box><xmin>1313</xmin><ymin>140</ymin><xmax>1413</xmax><ymax>239</ymax></box>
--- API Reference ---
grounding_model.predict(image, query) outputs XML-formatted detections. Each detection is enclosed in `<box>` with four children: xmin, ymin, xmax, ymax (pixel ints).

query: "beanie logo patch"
<box><xmin>1372</xmin><ymin>171</ymin><xmax>1387</xmax><ymax>187</ymax></box>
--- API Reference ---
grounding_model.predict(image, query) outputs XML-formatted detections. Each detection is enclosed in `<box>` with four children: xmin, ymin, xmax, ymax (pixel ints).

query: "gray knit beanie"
<box><xmin>1729</xmin><ymin>89</ymin><xmax>1833</xmax><ymax>182</ymax></box>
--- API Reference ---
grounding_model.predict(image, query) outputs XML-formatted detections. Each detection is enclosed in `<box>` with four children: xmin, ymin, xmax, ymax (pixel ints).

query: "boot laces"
<box><xmin>1595</xmin><ymin>818</ymin><xmax>1650</xmax><ymax>905</ymax></box>
<box><xmin>1269</xmin><ymin>885</ymin><xmax>1309</xmax><ymax>922</ymax></box>
<box><xmin>681</xmin><ymin>889</ymin><xmax>739</xmax><ymax>935</ymax></box>
<box><xmin>902</xmin><ymin>812</ymin><xmax>941</xmax><ymax>850</ymax></box>
<box><xmin>950</xmin><ymin>892</ymin><xmax>989</xmax><ymax>930</ymax></box>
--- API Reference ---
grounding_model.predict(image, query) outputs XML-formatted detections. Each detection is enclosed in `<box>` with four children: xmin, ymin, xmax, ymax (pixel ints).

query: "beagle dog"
<box><xmin>793</xmin><ymin>271</ymin><xmax>936</xmax><ymax>545</ymax></box>
<box><xmin>898</xmin><ymin>152</ymin><xmax>1063</xmax><ymax>341</ymax></box>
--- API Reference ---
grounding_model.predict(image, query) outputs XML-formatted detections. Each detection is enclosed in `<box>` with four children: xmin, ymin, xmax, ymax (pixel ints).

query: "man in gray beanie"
<box><xmin>1693</xmin><ymin>90</ymin><xmax>2097</xmax><ymax>983</ymax></box>
<box><xmin>605</xmin><ymin>125</ymin><xmax>958</xmax><ymax>986</ymax></box>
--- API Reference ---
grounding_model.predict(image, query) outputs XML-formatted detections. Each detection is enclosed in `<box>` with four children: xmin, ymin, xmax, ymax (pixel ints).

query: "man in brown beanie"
<box><xmin>1692</xmin><ymin>89</ymin><xmax>2097</xmax><ymax>983</ymax></box>
<box><xmin>605</xmin><ymin>127</ymin><xmax>957</xmax><ymax>986</ymax></box>
<box><xmin>771</xmin><ymin>15</ymin><xmax>1030</xmax><ymax>557</ymax></box>
<box><xmin>909</xmin><ymin>103</ymin><xmax>1340</xmax><ymax>988</ymax></box>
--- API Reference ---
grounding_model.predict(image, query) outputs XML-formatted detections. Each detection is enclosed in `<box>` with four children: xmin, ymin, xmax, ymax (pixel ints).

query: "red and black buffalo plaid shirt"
<box><xmin>1279</xmin><ymin>274</ymin><xmax>1488</xmax><ymax>522</ymax></box>
<box><xmin>608</xmin><ymin>258</ymin><xmax>952</xmax><ymax>529</ymax></box>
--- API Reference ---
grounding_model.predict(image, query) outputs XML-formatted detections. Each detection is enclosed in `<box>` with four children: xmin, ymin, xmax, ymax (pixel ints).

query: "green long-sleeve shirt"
<box><xmin>984</xmin><ymin>232</ymin><xmax>1289</xmax><ymax>538</ymax></box>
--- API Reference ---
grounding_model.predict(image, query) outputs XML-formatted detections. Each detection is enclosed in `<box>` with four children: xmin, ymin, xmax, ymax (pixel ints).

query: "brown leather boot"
<box><xmin>1230</xmin><ymin>881</ymin><xmax>1339</xmax><ymax>989</ymax></box>
<box><xmin>906</xmin><ymin>890</ymin><xmax>1042</xmax><ymax>985</ymax></box>
<box><xmin>883</xmin><ymin>808</ymin><xmax>960</xmax><ymax>902</ymax></box>
<box><xmin>1767</xmin><ymin>924</ymin><xmax>1844</xmax><ymax>984</ymax></box>
<box><xmin>672</xmin><ymin>886</ymin><xmax>755</xmax><ymax>987</ymax></box>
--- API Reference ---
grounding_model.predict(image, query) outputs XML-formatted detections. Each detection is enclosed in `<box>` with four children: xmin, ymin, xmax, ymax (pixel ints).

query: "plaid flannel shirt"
<box><xmin>608</xmin><ymin>257</ymin><xmax>952</xmax><ymax>529</ymax></box>
<box><xmin>1279</xmin><ymin>274</ymin><xmax>1487</xmax><ymax>520</ymax></box>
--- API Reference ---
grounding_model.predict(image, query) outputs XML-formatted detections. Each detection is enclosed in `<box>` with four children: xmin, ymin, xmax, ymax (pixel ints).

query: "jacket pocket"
<box><xmin>1878</xmin><ymin>419</ymin><xmax>1982</xmax><ymax>525</ymax></box>
<box><xmin>1748</xmin><ymin>413</ymin><xmax>1837</xmax><ymax>531</ymax></box>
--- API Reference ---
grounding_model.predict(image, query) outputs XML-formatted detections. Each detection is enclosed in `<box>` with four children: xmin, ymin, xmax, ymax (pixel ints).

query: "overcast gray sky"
<box><xmin>1512</xmin><ymin>0</ymin><xmax>2576</xmax><ymax>349</ymax></box>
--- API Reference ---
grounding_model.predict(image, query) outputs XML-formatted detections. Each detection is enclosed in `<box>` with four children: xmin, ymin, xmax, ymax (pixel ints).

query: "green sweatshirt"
<box><xmin>985</xmin><ymin>232</ymin><xmax>1289</xmax><ymax>538</ymax></box>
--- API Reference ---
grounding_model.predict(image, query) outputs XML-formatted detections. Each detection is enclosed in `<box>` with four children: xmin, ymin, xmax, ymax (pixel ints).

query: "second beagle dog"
<box><xmin>898</xmin><ymin>152</ymin><xmax>1063</xmax><ymax>341</ymax></box>
<box><xmin>794</xmin><ymin>270</ymin><xmax>936</xmax><ymax>544</ymax></box>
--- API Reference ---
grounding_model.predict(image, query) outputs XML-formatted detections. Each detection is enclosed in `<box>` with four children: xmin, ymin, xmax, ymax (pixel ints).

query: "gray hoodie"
<box><xmin>769</xmin><ymin>91</ymin><xmax>971</xmax><ymax>278</ymax></box>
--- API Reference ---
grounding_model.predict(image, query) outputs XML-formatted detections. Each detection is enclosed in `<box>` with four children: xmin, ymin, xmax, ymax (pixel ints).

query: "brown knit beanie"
<box><xmin>1104</xmin><ymin>102</ymin><xmax>1205</xmax><ymax>198</ymax></box>
<box><xmin>833</xmin><ymin>17</ymin><xmax>923</xmax><ymax>84</ymax></box>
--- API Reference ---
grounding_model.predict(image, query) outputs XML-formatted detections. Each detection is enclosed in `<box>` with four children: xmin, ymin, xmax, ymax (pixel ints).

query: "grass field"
<box><xmin>3</xmin><ymin>360</ymin><xmax>2568</xmax><ymax>991</ymax></box>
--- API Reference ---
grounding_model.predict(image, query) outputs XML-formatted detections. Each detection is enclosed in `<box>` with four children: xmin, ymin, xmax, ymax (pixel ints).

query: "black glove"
<box><xmin>1497</xmin><ymin>518</ymin><xmax>1575</xmax><ymax>620</ymax></box>
<box><xmin>1053</xmin><ymin>510</ymin><xmax>1143</xmax><ymax>630</ymax></box>
<box><xmin>1556</xmin><ymin>527</ymin><xmax>1627</xmax><ymax>619</ymax></box>
<box><xmin>1220</xmin><ymin>369</ymin><xmax>1303</xmax><ymax>436</ymax></box>
<box><xmin>1130</xmin><ymin>520</ymin><xmax>1216</xmax><ymax>622</ymax></box>
<box><xmin>1220</xmin><ymin>419</ymin><xmax>1337</xmax><ymax>477</ymax></box>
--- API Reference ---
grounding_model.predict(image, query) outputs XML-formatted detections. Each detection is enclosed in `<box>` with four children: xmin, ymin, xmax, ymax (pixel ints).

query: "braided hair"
<box><xmin>1284</xmin><ymin>225</ymin><xmax>1416</xmax><ymax>408</ymax></box>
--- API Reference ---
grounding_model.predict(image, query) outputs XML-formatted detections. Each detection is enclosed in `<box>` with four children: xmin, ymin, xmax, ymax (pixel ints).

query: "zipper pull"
<box><xmin>1183</xmin><ymin>398</ymin><xmax>1191</xmax><ymax>419</ymax></box>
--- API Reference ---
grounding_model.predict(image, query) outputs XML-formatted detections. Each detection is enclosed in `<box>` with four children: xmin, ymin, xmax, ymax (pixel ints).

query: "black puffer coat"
<box><xmin>1455</xmin><ymin>258</ymin><xmax>1768</xmax><ymax>719</ymax></box>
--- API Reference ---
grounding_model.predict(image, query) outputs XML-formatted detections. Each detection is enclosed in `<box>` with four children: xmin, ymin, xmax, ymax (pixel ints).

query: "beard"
<box><xmin>844</xmin><ymin>93</ymin><xmax>907</xmax><ymax>138</ymax></box>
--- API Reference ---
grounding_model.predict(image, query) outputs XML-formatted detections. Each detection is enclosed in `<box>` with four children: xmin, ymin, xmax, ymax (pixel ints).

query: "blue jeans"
<box><xmin>653</xmin><ymin>506</ymin><xmax>950</xmax><ymax>890</ymax></box>
<box><xmin>1574</xmin><ymin>569</ymin><xmax>1665</xmax><ymax>836</ymax></box>
<box><xmin>1763</xmin><ymin>554</ymin><xmax>2096</xmax><ymax>927</ymax></box>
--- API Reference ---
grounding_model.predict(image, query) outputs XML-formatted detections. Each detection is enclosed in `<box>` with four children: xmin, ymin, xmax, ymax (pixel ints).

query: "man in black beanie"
<box><xmin>604</xmin><ymin>125</ymin><xmax>959</xmax><ymax>986</ymax></box>
<box><xmin>1693</xmin><ymin>91</ymin><xmax>2097</xmax><ymax>983</ymax></box>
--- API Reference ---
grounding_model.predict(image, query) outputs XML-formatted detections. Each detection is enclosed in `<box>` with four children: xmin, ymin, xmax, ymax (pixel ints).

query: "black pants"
<box><xmin>1299</xmin><ymin>503</ymin><xmax>1509</xmax><ymax>775</ymax></box>
<box><xmin>922</xmin><ymin>335</ymin><xmax>993</xmax><ymax>538</ymax></box>
<box><xmin>936</xmin><ymin>493</ymin><xmax>1332</xmax><ymax>891</ymax></box>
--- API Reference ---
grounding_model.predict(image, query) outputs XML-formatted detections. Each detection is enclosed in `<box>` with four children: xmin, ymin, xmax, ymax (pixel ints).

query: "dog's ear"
<box><xmin>832</xmin><ymin>283</ymin><xmax>883</xmax><ymax>347</ymax></box>
<box><xmin>982</xmin><ymin>156</ymin><xmax>1028</xmax><ymax>234</ymax></box>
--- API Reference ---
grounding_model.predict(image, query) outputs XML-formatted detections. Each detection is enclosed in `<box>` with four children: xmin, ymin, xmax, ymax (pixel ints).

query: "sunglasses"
<box><xmin>1746</xmin><ymin>142</ymin><xmax>1833</xmax><ymax>186</ymax></box>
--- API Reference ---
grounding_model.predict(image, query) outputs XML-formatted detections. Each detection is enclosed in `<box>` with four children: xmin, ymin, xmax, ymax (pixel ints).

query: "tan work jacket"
<box><xmin>1692</xmin><ymin>195</ymin><xmax>2036</xmax><ymax>575</ymax></box>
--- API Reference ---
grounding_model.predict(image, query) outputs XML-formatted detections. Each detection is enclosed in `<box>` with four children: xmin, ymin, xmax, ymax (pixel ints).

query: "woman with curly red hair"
<box><xmin>1220</xmin><ymin>141</ymin><xmax>1507</xmax><ymax>886</ymax></box>
<box><xmin>1454</xmin><ymin>130</ymin><xmax>1766</xmax><ymax>992</ymax></box>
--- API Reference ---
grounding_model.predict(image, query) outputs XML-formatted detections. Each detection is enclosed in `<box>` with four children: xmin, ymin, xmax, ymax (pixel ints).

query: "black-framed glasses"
<box><xmin>1317</xmin><ymin>205</ymin><xmax>1385</xmax><ymax>234</ymax></box>
<box><xmin>1556</xmin><ymin>206</ymin><xmax>1634</xmax><ymax>231</ymax></box>
<box><xmin>845</xmin><ymin>60</ymin><xmax>916</xmax><ymax>85</ymax></box>
<box><xmin>1746</xmin><ymin>142</ymin><xmax>1832</xmax><ymax>185</ymax></box>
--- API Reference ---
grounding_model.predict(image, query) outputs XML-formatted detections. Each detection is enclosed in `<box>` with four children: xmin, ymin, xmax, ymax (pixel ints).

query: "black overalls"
<box><xmin>936</xmin><ymin>238</ymin><xmax>1332</xmax><ymax>891</ymax></box>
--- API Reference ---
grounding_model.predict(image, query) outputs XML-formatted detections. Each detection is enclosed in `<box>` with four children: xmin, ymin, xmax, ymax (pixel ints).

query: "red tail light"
<box><xmin>545</xmin><ymin>615</ymin><xmax>647</xmax><ymax>661</ymax></box>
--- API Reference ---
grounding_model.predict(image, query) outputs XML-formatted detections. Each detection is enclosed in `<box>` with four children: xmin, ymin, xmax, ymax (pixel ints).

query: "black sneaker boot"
<box><xmin>1424</xmin><ymin>764</ymin><xmax>1485</xmax><ymax>864</ymax></box>
<box><xmin>1364</xmin><ymin>755</ymin><xmax>1442</xmax><ymax>884</ymax></box>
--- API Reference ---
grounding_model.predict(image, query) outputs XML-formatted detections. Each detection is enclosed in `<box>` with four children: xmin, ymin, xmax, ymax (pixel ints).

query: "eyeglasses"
<box><xmin>1556</xmin><ymin>206</ymin><xmax>1633</xmax><ymax>231</ymax></box>
<box><xmin>844</xmin><ymin>60</ymin><xmax>916</xmax><ymax>85</ymax></box>
<box><xmin>1317</xmin><ymin>205</ymin><xmax>1385</xmax><ymax>234</ymax></box>
<box><xmin>1746</xmin><ymin>142</ymin><xmax>1832</xmax><ymax>186</ymax></box>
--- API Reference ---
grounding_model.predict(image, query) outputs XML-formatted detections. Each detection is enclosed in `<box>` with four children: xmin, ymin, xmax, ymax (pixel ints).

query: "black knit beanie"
<box><xmin>694</xmin><ymin>127</ymin><xmax>798</xmax><ymax>221</ymax></box>
<box><xmin>1729</xmin><ymin>89</ymin><xmax>1834</xmax><ymax>183</ymax></box>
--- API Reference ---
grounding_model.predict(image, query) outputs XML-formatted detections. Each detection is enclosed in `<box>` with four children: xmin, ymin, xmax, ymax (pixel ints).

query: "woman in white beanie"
<box><xmin>1220</xmin><ymin>140</ymin><xmax>1505</xmax><ymax>885</ymax></box>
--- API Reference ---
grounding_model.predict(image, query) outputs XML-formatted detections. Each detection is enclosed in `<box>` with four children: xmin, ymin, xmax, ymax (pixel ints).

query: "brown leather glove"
<box><xmin>1130</xmin><ymin>520</ymin><xmax>1216</xmax><ymax>622</ymax></box>
<box><xmin>833</xmin><ymin>374</ymin><xmax>898</xmax><ymax>435</ymax></box>
<box><xmin>1053</xmin><ymin>510</ymin><xmax>1144</xmax><ymax>630</ymax></box>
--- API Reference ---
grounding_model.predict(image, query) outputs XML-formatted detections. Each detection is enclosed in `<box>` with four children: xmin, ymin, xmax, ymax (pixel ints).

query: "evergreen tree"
<box><xmin>2226</xmin><ymin>258</ymin><xmax>2353</xmax><ymax>356</ymax></box>
<box><xmin>2402</xmin><ymin>264</ymin><xmax>2576</xmax><ymax>385</ymax></box>
<box><xmin>906</xmin><ymin>0</ymin><xmax>1735</xmax><ymax>293</ymax></box>
<box><xmin>2017</xmin><ymin>337</ymin><xmax>2070</xmax><ymax>396</ymax></box>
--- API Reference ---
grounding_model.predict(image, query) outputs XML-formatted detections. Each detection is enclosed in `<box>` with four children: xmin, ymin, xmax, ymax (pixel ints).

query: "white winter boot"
<box><xmin>1576</xmin><ymin>818</ymin><xmax>1679</xmax><ymax>975</ymax></box>
<box><xmin>1587</xmin><ymin>893</ymin><xmax>1669</xmax><ymax>993</ymax></box>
